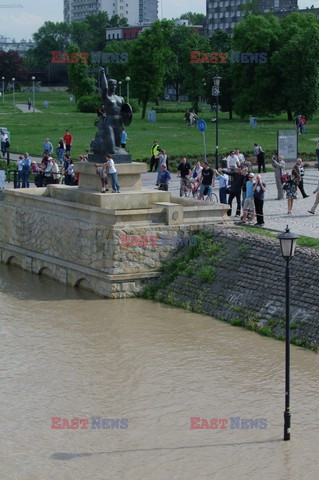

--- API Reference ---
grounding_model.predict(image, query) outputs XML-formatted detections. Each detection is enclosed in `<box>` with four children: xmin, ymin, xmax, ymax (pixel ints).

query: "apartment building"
<box><xmin>206</xmin><ymin>0</ymin><xmax>298</xmax><ymax>35</ymax></box>
<box><xmin>64</xmin><ymin>0</ymin><xmax>158</xmax><ymax>25</ymax></box>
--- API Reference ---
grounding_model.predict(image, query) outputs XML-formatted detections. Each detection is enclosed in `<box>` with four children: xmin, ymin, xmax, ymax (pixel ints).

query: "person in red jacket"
<box><xmin>63</xmin><ymin>129</ymin><xmax>73</xmax><ymax>152</ymax></box>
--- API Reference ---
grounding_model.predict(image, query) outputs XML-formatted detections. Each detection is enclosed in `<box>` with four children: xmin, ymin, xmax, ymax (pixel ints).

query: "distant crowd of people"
<box><xmin>149</xmin><ymin>138</ymin><xmax>319</xmax><ymax>225</ymax></box>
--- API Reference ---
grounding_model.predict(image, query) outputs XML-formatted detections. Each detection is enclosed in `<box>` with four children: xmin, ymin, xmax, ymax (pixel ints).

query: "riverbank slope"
<box><xmin>140</xmin><ymin>227</ymin><xmax>319</xmax><ymax>350</ymax></box>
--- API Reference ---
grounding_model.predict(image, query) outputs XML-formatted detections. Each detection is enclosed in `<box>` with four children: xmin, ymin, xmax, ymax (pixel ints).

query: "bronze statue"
<box><xmin>91</xmin><ymin>68</ymin><xmax>132</xmax><ymax>157</ymax></box>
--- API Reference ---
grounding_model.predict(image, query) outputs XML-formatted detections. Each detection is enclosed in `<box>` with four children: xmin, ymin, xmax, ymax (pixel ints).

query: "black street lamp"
<box><xmin>212</xmin><ymin>76</ymin><xmax>221</xmax><ymax>170</ymax></box>
<box><xmin>31</xmin><ymin>76</ymin><xmax>35</xmax><ymax>113</ymax></box>
<box><xmin>277</xmin><ymin>225</ymin><xmax>299</xmax><ymax>441</ymax></box>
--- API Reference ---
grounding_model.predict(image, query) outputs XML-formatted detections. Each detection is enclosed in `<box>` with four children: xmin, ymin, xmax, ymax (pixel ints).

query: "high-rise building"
<box><xmin>206</xmin><ymin>0</ymin><xmax>298</xmax><ymax>36</ymax></box>
<box><xmin>64</xmin><ymin>0</ymin><xmax>158</xmax><ymax>25</ymax></box>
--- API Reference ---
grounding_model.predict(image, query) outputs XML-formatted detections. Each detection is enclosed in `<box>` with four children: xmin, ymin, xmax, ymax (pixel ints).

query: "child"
<box><xmin>94</xmin><ymin>163</ymin><xmax>109</xmax><ymax>193</ymax></box>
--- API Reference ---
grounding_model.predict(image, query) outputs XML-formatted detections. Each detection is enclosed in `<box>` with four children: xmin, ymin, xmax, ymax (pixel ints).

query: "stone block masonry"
<box><xmin>141</xmin><ymin>226</ymin><xmax>319</xmax><ymax>350</ymax></box>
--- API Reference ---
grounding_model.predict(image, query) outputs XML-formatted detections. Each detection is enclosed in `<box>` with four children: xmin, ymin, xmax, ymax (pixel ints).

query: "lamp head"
<box><xmin>277</xmin><ymin>225</ymin><xmax>299</xmax><ymax>260</ymax></box>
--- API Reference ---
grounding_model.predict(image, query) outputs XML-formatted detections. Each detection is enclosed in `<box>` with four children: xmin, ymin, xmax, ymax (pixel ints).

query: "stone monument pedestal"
<box><xmin>76</xmin><ymin>162</ymin><xmax>147</xmax><ymax>192</ymax></box>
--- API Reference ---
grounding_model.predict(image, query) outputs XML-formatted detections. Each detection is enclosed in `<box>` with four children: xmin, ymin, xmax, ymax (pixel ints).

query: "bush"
<box><xmin>128</xmin><ymin>99</ymin><xmax>140</xmax><ymax>113</ymax></box>
<box><xmin>77</xmin><ymin>94</ymin><xmax>101</xmax><ymax>113</ymax></box>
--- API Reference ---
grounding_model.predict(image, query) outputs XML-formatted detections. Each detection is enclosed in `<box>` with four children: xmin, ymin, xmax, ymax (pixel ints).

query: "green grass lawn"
<box><xmin>1</xmin><ymin>91</ymin><xmax>318</xmax><ymax>162</ymax></box>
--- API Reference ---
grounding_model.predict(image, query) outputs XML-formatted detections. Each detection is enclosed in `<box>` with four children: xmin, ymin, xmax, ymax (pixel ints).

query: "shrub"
<box><xmin>77</xmin><ymin>94</ymin><xmax>101</xmax><ymax>113</ymax></box>
<box><xmin>128</xmin><ymin>99</ymin><xmax>140</xmax><ymax>113</ymax></box>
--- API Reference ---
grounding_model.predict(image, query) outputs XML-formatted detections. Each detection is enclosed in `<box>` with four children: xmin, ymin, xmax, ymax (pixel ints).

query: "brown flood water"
<box><xmin>1</xmin><ymin>263</ymin><xmax>319</xmax><ymax>480</ymax></box>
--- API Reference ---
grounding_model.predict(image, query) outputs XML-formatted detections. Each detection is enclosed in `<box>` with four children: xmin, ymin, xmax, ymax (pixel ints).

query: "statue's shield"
<box><xmin>121</xmin><ymin>103</ymin><xmax>133</xmax><ymax>126</ymax></box>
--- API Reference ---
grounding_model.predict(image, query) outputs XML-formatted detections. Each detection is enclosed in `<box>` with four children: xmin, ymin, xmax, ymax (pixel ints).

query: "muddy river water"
<box><xmin>1</xmin><ymin>264</ymin><xmax>318</xmax><ymax>480</ymax></box>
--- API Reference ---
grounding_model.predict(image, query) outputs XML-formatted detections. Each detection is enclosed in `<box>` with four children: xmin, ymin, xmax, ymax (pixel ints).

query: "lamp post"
<box><xmin>277</xmin><ymin>225</ymin><xmax>299</xmax><ymax>441</ymax></box>
<box><xmin>12</xmin><ymin>77</ymin><xmax>15</xmax><ymax>108</ymax></box>
<box><xmin>1</xmin><ymin>77</ymin><xmax>4</xmax><ymax>103</ymax></box>
<box><xmin>118</xmin><ymin>80</ymin><xmax>122</xmax><ymax>97</ymax></box>
<box><xmin>31</xmin><ymin>76</ymin><xmax>35</xmax><ymax>113</ymax></box>
<box><xmin>125</xmin><ymin>76</ymin><xmax>130</xmax><ymax>103</ymax></box>
<box><xmin>212</xmin><ymin>76</ymin><xmax>221</xmax><ymax>170</ymax></box>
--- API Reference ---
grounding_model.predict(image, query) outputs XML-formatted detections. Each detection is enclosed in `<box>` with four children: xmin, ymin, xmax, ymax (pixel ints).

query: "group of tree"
<box><xmin>98</xmin><ymin>12</ymin><xmax>319</xmax><ymax>119</ymax></box>
<box><xmin>7</xmin><ymin>9</ymin><xmax>318</xmax><ymax>120</ymax></box>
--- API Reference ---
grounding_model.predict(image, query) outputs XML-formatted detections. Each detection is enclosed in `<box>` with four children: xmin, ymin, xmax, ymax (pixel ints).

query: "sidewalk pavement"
<box><xmin>2</xmin><ymin>164</ymin><xmax>319</xmax><ymax>239</ymax></box>
<box><xmin>141</xmin><ymin>169</ymin><xmax>319</xmax><ymax>238</ymax></box>
<box><xmin>16</xmin><ymin>103</ymin><xmax>42</xmax><ymax>113</ymax></box>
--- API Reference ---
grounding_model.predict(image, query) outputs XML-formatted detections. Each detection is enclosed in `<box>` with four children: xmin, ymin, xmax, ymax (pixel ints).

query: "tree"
<box><xmin>180</xmin><ymin>12</ymin><xmax>206</xmax><ymax>26</ymax></box>
<box><xmin>231</xmin><ymin>14</ymin><xmax>281</xmax><ymax>118</ymax></box>
<box><xmin>275</xmin><ymin>13</ymin><xmax>319</xmax><ymax>119</ymax></box>
<box><xmin>0</xmin><ymin>50</ymin><xmax>26</xmax><ymax>87</ymax></box>
<box><xmin>208</xmin><ymin>31</ymin><xmax>234</xmax><ymax>119</ymax></box>
<box><xmin>28</xmin><ymin>21</ymin><xmax>71</xmax><ymax>69</ymax></box>
<box><xmin>128</xmin><ymin>21</ymin><xmax>171</xmax><ymax>118</ymax></box>
<box><xmin>67</xmin><ymin>44</ymin><xmax>96</xmax><ymax>103</ymax></box>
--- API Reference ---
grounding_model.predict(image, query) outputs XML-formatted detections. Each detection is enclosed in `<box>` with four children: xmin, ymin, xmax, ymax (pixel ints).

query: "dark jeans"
<box><xmin>298</xmin><ymin>179</ymin><xmax>308</xmax><ymax>198</ymax></box>
<box><xmin>219</xmin><ymin>186</ymin><xmax>227</xmax><ymax>204</ymax></box>
<box><xmin>228</xmin><ymin>191</ymin><xmax>241</xmax><ymax>216</ymax></box>
<box><xmin>257</xmin><ymin>153</ymin><xmax>266</xmax><ymax>173</ymax></box>
<box><xmin>254</xmin><ymin>197</ymin><xmax>264</xmax><ymax>224</ymax></box>
<box><xmin>149</xmin><ymin>156</ymin><xmax>158</xmax><ymax>172</ymax></box>
<box><xmin>21</xmin><ymin>171</ymin><xmax>30</xmax><ymax>188</ymax></box>
<box><xmin>17</xmin><ymin>171</ymin><xmax>23</xmax><ymax>188</ymax></box>
<box><xmin>159</xmin><ymin>183</ymin><xmax>168</xmax><ymax>191</ymax></box>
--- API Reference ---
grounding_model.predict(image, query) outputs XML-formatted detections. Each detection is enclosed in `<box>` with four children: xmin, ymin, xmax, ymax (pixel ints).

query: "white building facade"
<box><xmin>64</xmin><ymin>0</ymin><xmax>158</xmax><ymax>25</ymax></box>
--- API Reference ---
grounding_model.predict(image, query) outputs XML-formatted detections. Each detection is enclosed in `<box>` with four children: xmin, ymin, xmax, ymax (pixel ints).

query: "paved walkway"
<box><xmin>16</xmin><ymin>103</ymin><xmax>42</xmax><ymax>113</ymax></box>
<box><xmin>141</xmin><ymin>169</ymin><xmax>319</xmax><ymax>238</ymax></box>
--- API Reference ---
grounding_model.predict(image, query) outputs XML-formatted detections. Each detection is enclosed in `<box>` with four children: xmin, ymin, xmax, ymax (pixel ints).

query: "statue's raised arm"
<box><xmin>100</xmin><ymin>67</ymin><xmax>108</xmax><ymax>96</ymax></box>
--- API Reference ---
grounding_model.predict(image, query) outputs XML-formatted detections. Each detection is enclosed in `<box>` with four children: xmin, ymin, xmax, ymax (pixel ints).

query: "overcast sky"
<box><xmin>1</xmin><ymin>0</ymin><xmax>316</xmax><ymax>42</ymax></box>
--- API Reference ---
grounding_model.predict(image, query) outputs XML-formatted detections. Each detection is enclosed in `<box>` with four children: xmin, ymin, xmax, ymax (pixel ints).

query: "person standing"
<box><xmin>156</xmin><ymin>149</ymin><xmax>168</xmax><ymax>185</ymax></box>
<box><xmin>16</xmin><ymin>155</ymin><xmax>24</xmax><ymax>188</ymax></box>
<box><xmin>21</xmin><ymin>152</ymin><xmax>31</xmax><ymax>188</ymax></box>
<box><xmin>253</xmin><ymin>143</ymin><xmax>266</xmax><ymax>173</ymax></box>
<box><xmin>215</xmin><ymin>168</ymin><xmax>229</xmax><ymax>204</ymax></box>
<box><xmin>300</xmin><ymin>115</ymin><xmax>307</xmax><ymax>134</ymax></box>
<box><xmin>272</xmin><ymin>155</ymin><xmax>286</xmax><ymax>200</ymax></box>
<box><xmin>241</xmin><ymin>173</ymin><xmax>255</xmax><ymax>224</ymax></box>
<box><xmin>57</xmin><ymin>137</ymin><xmax>65</xmax><ymax>164</ymax></box>
<box><xmin>253</xmin><ymin>174</ymin><xmax>266</xmax><ymax>226</ymax></box>
<box><xmin>157</xmin><ymin>164</ymin><xmax>171</xmax><ymax>191</ymax></box>
<box><xmin>0</xmin><ymin>130</ymin><xmax>8</xmax><ymax>158</ymax></box>
<box><xmin>51</xmin><ymin>159</ymin><xmax>60</xmax><ymax>184</ymax></box>
<box><xmin>149</xmin><ymin>140</ymin><xmax>160</xmax><ymax>172</ymax></box>
<box><xmin>199</xmin><ymin>162</ymin><xmax>214</xmax><ymax>199</ymax></box>
<box><xmin>28</xmin><ymin>98</ymin><xmax>32</xmax><ymax>110</ymax></box>
<box><xmin>44</xmin><ymin>157</ymin><xmax>54</xmax><ymax>186</ymax></box>
<box><xmin>308</xmin><ymin>180</ymin><xmax>319</xmax><ymax>215</ymax></box>
<box><xmin>106</xmin><ymin>154</ymin><xmax>120</xmax><ymax>193</ymax></box>
<box><xmin>121</xmin><ymin>128</ymin><xmax>128</xmax><ymax>149</ymax></box>
<box><xmin>43</xmin><ymin>138</ymin><xmax>53</xmax><ymax>155</ymax></box>
<box><xmin>177</xmin><ymin>157</ymin><xmax>191</xmax><ymax>195</ymax></box>
<box><xmin>223</xmin><ymin>166</ymin><xmax>245</xmax><ymax>217</ymax></box>
<box><xmin>226</xmin><ymin>151</ymin><xmax>240</xmax><ymax>170</ymax></box>
<box><xmin>316</xmin><ymin>140</ymin><xmax>319</xmax><ymax>171</ymax></box>
<box><xmin>63</xmin><ymin>129</ymin><xmax>73</xmax><ymax>153</ymax></box>
<box><xmin>294</xmin><ymin>158</ymin><xmax>308</xmax><ymax>198</ymax></box>
<box><xmin>94</xmin><ymin>163</ymin><xmax>109</xmax><ymax>193</ymax></box>
<box><xmin>284</xmin><ymin>170</ymin><xmax>299</xmax><ymax>214</ymax></box>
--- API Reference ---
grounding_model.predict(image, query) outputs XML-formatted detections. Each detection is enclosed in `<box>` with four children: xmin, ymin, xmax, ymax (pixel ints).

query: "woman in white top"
<box><xmin>106</xmin><ymin>154</ymin><xmax>120</xmax><ymax>192</ymax></box>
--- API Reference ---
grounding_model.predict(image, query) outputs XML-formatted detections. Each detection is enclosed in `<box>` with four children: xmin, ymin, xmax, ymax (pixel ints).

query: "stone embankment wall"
<box><xmin>141</xmin><ymin>226</ymin><xmax>319</xmax><ymax>350</ymax></box>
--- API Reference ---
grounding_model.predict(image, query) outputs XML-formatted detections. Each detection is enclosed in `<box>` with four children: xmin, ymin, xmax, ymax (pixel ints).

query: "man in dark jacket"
<box><xmin>223</xmin><ymin>167</ymin><xmax>245</xmax><ymax>217</ymax></box>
